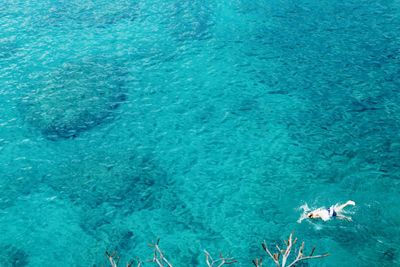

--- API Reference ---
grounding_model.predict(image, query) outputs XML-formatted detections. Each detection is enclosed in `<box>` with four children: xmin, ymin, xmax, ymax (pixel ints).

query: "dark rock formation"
<box><xmin>45</xmin><ymin>150</ymin><xmax>168</xmax><ymax>211</ymax></box>
<box><xmin>0</xmin><ymin>245</ymin><xmax>29</xmax><ymax>267</ymax></box>
<box><xmin>20</xmin><ymin>60</ymin><xmax>128</xmax><ymax>140</ymax></box>
<box><xmin>43</xmin><ymin>150</ymin><xmax>171</xmax><ymax>252</ymax></box>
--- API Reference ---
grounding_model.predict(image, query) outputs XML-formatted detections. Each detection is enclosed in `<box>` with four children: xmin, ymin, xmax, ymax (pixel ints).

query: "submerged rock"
<box><xmin>20</xmin><ymin>60</ymin><xmax>127</xmax><ymax>140</ymax></box>
<box><xmin>43</xmin><ymin>149</ymin><xmax>173</xmax><ymax>246</ymax></box>
<box><xmin>45</xmin><ymin>150</ymin><xmax>169</xmax><ymax>211</ymax></box>
<box><xmin>0</xmin><ymin>244</ymin><xmax>29</xmax><ymax>267</ymax></box>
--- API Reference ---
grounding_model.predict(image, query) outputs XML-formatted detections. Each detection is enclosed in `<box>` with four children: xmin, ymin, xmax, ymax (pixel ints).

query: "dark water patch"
<box><xmin>383</xmin><ymin>248</ymin><xmax>397</xmax><ymax>262</ymax></box>
<box><xmin>348</xmin><ymin>97</ymin><xmax>382</xmax><ymax>113</ymax></box>
<box><xmin>0</xmin><ymin>175</ymin><xmax>32</xmax><ymax>210</ymax></box>
<box><xmin>115</xmin><ymin>230</ymin><xmax>135</xmax><ymax>251</ymax></box>
<box><xmin>237</xmin><ymin>98</ymin><xmax>259</xmax><ymax>113</ymax></box>
<box><xmin>0</xmin><ymin>159</ymin><xmax>42</xmax><ymax>210</ymax></box>
<box><xmin>165</xmin><ymin>1</ymin><xmax>214</xmax><ymax>42</ymax></box>
<box><xmin>46</xmin><ymin>148</ymin><xmax>222</xmax><ymax>264</ymax></box>
<box><xmin>23</xmin><ymin>0</ymin><xmax>139</xmax><ymax>31</ymax></box>
<box><xmin>0</xmin><ymin>36</ymin><xmax>18</xmax><ymax>59</ymax></box>
<box><xmin>49</xmin><ymin>151</ymin><xmax>167</xmax><ymax>209</ymax></box>
<box><xmin>100</xmin><ymin>228</ymin><xmax>139</xmax><ymax>261</ymax></box>
<box><xmin>19</xmin><ymin>59</ymin><xmax>128</xmax><ymax>140</ymax></box>
<box><xmin>87</xmin><ymin>217</ymin><xmax>138</xmax><ymax>254</ymax></box>
<box><xmin>266</xmin><ymin>89</ymin><xmax>290</xmax><ymax>95</ymax></box>
<box><xmin>40</xmin><ymin>149</ymin><xmax>170</xmax><ymax>254</ymax></box>
<box><xmin>43</xmin><ymin>148</ymin><xmax>223</xmax><ymax>262</ymax></box>
<box><xmin>195</xmin><ymin>104</ymin><xmax>216</xmax><ymax>125</ymax></box>
<box><xmin>0</xmin><ymin>244</ymin><xmax>29</xmax><ymax>267</ymax></box>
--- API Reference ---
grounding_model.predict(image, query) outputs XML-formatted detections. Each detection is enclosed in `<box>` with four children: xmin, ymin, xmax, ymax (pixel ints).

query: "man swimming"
<box><xmin>298</xmin><ymin>200</ymin><xmax>356</xmax><ymax>222</ymax></box>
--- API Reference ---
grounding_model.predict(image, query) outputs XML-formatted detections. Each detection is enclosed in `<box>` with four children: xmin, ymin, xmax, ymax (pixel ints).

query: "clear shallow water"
<box><xmin>0</xmin><ymin>0</ymin><xmax>400</xmax><ymax>266</ymax></box>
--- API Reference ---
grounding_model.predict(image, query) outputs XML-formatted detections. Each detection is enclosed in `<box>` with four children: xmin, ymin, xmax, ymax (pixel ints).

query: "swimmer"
<box><xmin>298</xmin><ymin>200</ymin><xmax>356</xmax><ymax>222</ymax></box>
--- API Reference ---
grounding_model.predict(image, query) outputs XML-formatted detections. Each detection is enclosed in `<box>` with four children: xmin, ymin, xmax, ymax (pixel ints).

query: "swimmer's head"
<box><xmin>307</xmin><ymin>212</ymin><xmax>322</xmax><ymax>219</ymax></box>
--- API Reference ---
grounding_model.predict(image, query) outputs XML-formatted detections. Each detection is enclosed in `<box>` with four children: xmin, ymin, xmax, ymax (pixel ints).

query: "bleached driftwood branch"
<box><xmin>105</xmin><ymin>251</ymin><xmax>141</xmax><ymax>267</ymax></box>
<box><xmin>106</xmin><ymin>251</ymin><xmax>119</xmax><ymax>267</ymax></box>
<box><xmin>105</xmin><ymin>233</ymin><xmax>328</xmax><ymax>267</ymax></box>
<box><xmin>252</xmin><ymin>258</ymin><xmax>263</xmax><ymax>267</ymax></box>
<box><xmin>148</xmin><ymin>239</ymin><xmax>173</xmax><ymax>267</ymax></box>
<box><xmin>204</xmin><ymin>250</ymin><xmax>237</xmax><ymax>267</ymax></box>
<box><xmin>105</xmin><ymin>241</ymin><xmax>235</xmax><ymax>267</ymax></box>
<box><xmin>254</xmin><ymin>233</ymin><xmax>329</xmax><ymax>267</ymax></box>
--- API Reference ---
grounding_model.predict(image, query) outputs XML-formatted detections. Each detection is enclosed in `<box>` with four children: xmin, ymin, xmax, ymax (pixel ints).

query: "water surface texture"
<box><xmin>1</xmin><ymin>0</ymin><xmax>400</xmax><ymax>266</ymax></box>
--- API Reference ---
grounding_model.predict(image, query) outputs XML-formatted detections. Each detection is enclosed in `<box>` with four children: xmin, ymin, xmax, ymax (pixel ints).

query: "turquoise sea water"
<box><xmin>1</xmin><ymin>0</ymin><xmax>400</xmax><ymax>266</ymax></box>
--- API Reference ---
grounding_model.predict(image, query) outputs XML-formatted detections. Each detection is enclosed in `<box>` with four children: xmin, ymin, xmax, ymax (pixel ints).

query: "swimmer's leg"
<box><xmin>335</xmin><ymin>200</ymin><xmax>356</xmax><ymax>212</ymax></box>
